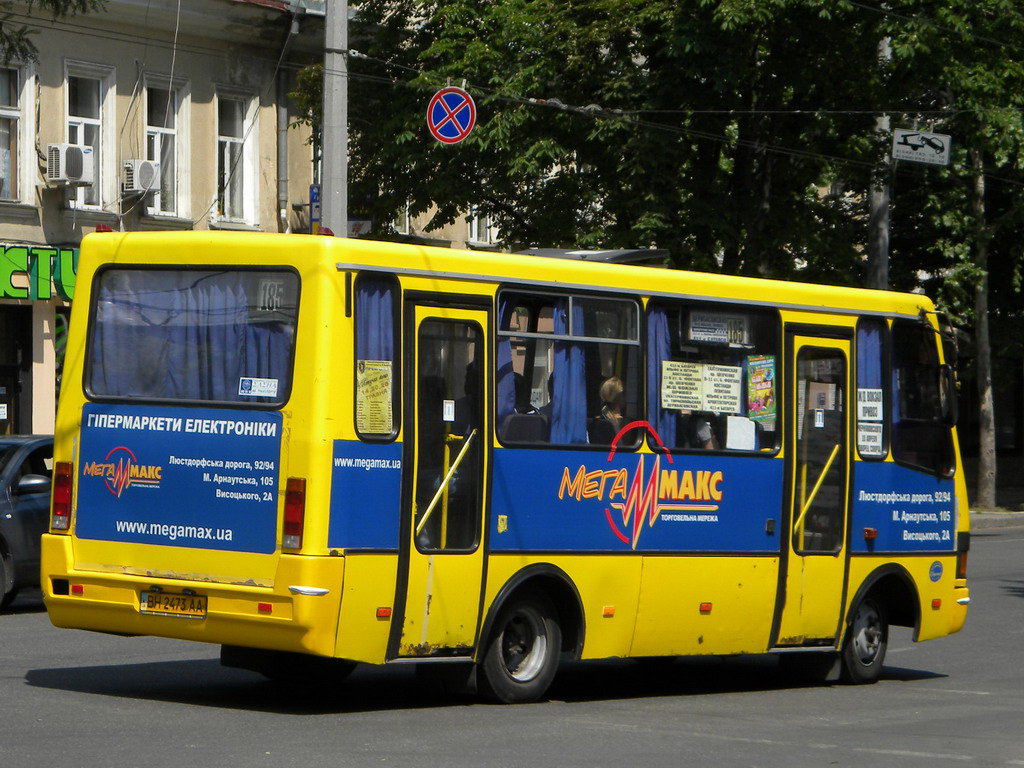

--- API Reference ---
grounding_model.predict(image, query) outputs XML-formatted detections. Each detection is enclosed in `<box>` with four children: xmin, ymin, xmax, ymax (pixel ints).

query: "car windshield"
<box><xmin>0</xmin><ymin>444</ymin><xmax>18</xmax><ymax>474</ymax></box>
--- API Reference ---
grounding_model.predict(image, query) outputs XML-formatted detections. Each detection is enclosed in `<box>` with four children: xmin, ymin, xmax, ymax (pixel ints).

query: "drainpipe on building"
<box><xmin>278</xmin><ymin>12</ymin><xmax>301</xmax><ymax>233</ymax></box>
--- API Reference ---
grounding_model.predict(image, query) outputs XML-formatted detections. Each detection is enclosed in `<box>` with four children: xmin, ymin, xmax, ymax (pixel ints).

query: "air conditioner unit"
<box><xmin>123</xmin><ymin>159</ymin><xmax>161</xmax><ymax>195</ymax></box>
<box><xmin>46</xmin><ymin>143</ymin><xmax>95</xmax><ymax>186</ymax></box>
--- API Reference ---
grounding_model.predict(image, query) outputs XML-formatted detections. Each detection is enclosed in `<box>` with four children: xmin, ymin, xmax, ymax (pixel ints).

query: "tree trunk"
<box><xmin>971</xmin><ymin>149</ymin><xmax>997</xmax><ymax>508</ymax></box>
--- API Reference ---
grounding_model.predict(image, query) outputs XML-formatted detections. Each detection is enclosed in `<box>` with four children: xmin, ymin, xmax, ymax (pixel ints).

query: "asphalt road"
<box><xmin>3</xmin><ymin>528</ymin><xmax>1022</xmax><ymax>768</ymax></box>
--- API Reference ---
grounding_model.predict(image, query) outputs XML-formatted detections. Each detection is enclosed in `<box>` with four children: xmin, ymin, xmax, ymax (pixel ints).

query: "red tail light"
<box><xmin>956</xmin><ymin>550</ymin><xmax>968</xmax><ymax>579</ymax></box>
<box><xmin>282</xmin><ymin>477</ymin><xmax>306</xmax><ymax>550</ymax></box>
<box><xmin>51</xmin><ymin>461</ymin><xmax>73</xmax><ymax>531</ymax></box>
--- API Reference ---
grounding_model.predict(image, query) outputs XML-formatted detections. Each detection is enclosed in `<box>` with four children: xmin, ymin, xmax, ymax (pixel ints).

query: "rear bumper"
<box><xmin>41</xmin><ymin>534</ymin><xmax>345</xmax><ymax>657</ymax></box>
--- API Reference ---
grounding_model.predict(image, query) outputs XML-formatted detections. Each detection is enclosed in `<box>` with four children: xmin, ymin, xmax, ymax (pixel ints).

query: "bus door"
<box><xmin>395</xmin><ymin>304</ymin><xmax>490</xmax><ymax>657</ymax></box>
<box><xmin>775</xmin><ymin>332</ymin><xmax>852</xmax><ymax>647</ymax></box>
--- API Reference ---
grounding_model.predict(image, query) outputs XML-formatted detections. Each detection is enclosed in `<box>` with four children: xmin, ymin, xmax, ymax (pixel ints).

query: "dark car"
<box><xmin>0</xmin><ymin>436</ymin><xmax>53</xmax><ymax>610</ymax></box>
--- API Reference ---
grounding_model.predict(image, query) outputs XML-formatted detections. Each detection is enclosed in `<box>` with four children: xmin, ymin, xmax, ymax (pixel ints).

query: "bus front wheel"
<box><xmin>478</xmin><ymin>592</ymin><xmax>561</xmax><ymax>704</ymax></box>
<box><xmin>840</xmin><ymin>596</ymin><xmax>888</xmax><ymax>684</ymax></box>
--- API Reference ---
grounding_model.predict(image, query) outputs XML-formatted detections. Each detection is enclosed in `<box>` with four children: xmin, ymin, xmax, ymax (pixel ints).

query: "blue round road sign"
<box><xmin>427</xmin><ymin>86</ymin><xmax>477</xmax><ymax>144</ymax></box>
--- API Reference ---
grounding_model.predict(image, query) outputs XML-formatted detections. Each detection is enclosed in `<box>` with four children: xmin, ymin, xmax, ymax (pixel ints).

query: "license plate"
<box><xmin>140</xmin><ymin>591</ymin><xmax>207</xmax><ymax>620</ymax></box>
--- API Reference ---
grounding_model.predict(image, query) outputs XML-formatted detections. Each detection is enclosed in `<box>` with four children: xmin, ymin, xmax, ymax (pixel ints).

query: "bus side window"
<box><xmin>646</xmin><ymin>301</ymin><xmax>779</xmax><ymax>452</ymax></box>
<box><xmin>354</xmin><ymin>273</ymin><xmax>399</xmax><ymax>440</ymax></box>
<box><xmin>891</xmin><ymin>319</ymin><xmax>953</xmax><ymax>475</ymax></box>
<box><xmin>496</xmin><ymin>291</ymin><xmax>640</xmax><ymax>448</ymax></box>
<box><xmin>855</xmin><ymin>318</ymin><xmax>888</xmax><ymax>460</ymax></box>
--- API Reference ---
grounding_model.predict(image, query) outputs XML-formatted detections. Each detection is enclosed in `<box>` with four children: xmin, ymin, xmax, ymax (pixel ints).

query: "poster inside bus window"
<box><xmin>356</xmin><ymin>359</ymin><xmax>393</xmax><ymax>434</ymax></box>
<box><xmin>746</xmin><ymin>355</ymin><xmax>776</xmax><ymax>426</ymax></box>
<box><xmin>687</xmin><ymin>310</ymin><xmax>751</xmax><ymax>346</ymax></box>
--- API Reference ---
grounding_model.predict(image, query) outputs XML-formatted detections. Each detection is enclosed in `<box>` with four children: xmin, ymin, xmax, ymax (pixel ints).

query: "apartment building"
<box><xmin>0</xmin><ymin>0</ymin><xmax>322</xmax><ymax>433</ymax></box>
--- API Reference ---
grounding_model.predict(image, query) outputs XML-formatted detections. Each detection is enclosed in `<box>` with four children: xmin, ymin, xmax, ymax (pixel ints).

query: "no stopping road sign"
<box><xmin>427</xmin><ymin>86</ymin><xmax>477</xmax><ymax>144</ymax></box>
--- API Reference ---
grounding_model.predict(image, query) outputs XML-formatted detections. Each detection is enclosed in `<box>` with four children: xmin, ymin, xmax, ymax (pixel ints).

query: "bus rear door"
<box><xmin>392</xmin><ymin>303</ymin><xmax>490</xmax><ymax>657</ymax></box>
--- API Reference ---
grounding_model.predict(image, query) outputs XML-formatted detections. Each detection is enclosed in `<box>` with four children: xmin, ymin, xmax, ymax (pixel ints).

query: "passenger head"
<box><xmin>513</xmin><ymin>372</ymin><xmax>532</xmax><ymax>411</ymax></box>
<box><xmin>600</xmin><ymin>376</ymin><xmax>624</xmax><ymax>408</ymax></box>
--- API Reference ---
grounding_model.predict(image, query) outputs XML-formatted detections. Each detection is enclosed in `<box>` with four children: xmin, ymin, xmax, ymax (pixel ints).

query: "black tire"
<box><xmin>840</xmin><ymin>596</ymin><xmax>888</xmax><ymax>684</ymax></box>
<box><xmin>478</xmin><ymin>592</ymin><xmax>562</xmax><ymax>704</ymax></box>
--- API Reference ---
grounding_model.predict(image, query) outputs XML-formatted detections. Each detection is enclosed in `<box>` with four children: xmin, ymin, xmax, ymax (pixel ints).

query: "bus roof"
<box><xmin>85</xmin><ymin>231</ymin><xmax>934</xmax><ymax>320</ymax></box>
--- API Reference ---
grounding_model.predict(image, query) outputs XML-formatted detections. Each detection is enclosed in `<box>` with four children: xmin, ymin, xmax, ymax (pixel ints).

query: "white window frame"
<box><xmin>394</xmin><ymin>200</ymin><xmax>410</xmax><ymax>235</ymax></box>
<box><xmin>0</xmin><ymin>63</ymin><xmax>33</xmax><ymax>204</ymax></box>
<box><xmin>213</xmin><ymin>88</ymin><xmax>257</xmax><ymax>225</ymax></box>
<box><xmin>143</xmin><ymin>75</ymin><xmax>190</xmax><ymax>218</ymax></box>
<box><xmin>64</xmin><ymin>60</ymin><xmax>115</xmax><ymax>211</ymax></box>
<box><xmin>468</xmin><ymin>207</ymin><xmax>498</xmax><ymax>246</ymax></box>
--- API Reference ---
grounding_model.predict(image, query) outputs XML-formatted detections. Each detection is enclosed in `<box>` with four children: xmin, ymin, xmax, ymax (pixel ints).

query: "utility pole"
<box><xmin>867</xmin><ymin>36</ymin><xmax>892</xmax><ymax>291</ymax></box>
<box><xmin>322</xmin><ymin>0</ymin><xmax>347</xmax><ymax>236</ymax></box>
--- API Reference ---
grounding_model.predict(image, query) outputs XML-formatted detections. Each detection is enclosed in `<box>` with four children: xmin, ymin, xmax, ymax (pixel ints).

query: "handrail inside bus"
<box><xmin>793</xmin><ymin>443</ymin><xmax>842</xmax><ymax>536</ymax></box>
<box><xmin>415</xmin><ymin>429</ymin><xmax>478</xmax><ymax>536</ymax></box>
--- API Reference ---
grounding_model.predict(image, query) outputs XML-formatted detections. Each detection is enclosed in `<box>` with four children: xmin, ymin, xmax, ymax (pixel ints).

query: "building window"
<box><xmin>393</xmin><ymin>201</ymin><xmax>410</xmax><ymax>235</ymax></box>
<box><xmin>216</xmin><ymin>94</ymin><xmax>250</xmax><ymax>221</ymax></box>
<box><xmin>468</xmin><ymin>208</ymin><xmax>497</xmax><ymax>245</ymax></box>
<box><xmin>0</xmin><ymin>67</ymin><xmax>20</xmax><ymax>201</ymax></box>
<box><xmin>146</xmin><ymin>85</ymin><xmax>180</xmax><ymax>216</ymax></box>
<box><xmin>67</xmin><ymin>74</ymin><xmax>104</xmax><ymax>208</ymax></box>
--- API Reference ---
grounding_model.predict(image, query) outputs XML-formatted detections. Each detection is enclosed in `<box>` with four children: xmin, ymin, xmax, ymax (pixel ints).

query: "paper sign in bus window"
<box><xmin>661</xmin><ymin>360</ymin><xmax>703</xmax><ymax>410</ymax></box>
<box><xmin>356</xmin><ymin>360</ymin><xmax>393</xmax><ymax>434</ymax></box>
<box><xmin>857</xmin><ymin>388</ymin><xmax>884</xmax><ymax>421</ymax></box>
<box><xmin>238</xmin><ymin>377</ymin><xmax>278</xmax><ymax>398</ymax></box>
<box><xmin>858</xmin><ymin>422</ymin><xmax>884</xmax><ymax>456</ymax></box>
<box><xmin>688</xmin><ymin>311</ymin><xmax>750</xmax><ymax>346</ymax></box>
<box><xmin>661</xmin><ymin>361</ymin><xmax>742</xmax><ymax>414</ymax></box>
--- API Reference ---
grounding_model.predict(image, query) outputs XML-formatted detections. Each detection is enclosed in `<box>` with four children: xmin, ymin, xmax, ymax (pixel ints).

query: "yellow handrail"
<box><xmin>793</xmin><ymin>442</ymin><xmax>841</xmax><ymax>537</ymax></box>
<box><xmin>415</xmin><ymin>429</ymin><xmax>478</xmax><ymax>537</ymax></box>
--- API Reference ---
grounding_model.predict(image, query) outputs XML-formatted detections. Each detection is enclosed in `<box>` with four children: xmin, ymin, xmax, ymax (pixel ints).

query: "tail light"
<box><xmin>956</xmin><ymin>531</ymin><xmax>970</xmax><ymax>579</ymax></box>
<box><xmin>282</xmin><ymin>477</ymin><xmax>306</xmax><ymax>550</ymax></box>
<box><xmin>51</xmin><ymin>461</ymin><xmax>73</xmax><ymax>531</ymax></box>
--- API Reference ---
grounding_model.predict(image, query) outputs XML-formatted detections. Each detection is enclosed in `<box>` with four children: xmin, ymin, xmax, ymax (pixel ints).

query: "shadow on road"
<box><xmin>1000</xmin><ymin>579</ymin><xmax>1024</xmax><ymax>599</ymax></box>
<box><xmin>1</xmin><ymin>588</ymin><xmax>46</xmax><ymax>616</ymax></box>
<box><xmin>24</xmin><ymin>653</ymin><xmax>947</xmax><ymax>714</ymax></box>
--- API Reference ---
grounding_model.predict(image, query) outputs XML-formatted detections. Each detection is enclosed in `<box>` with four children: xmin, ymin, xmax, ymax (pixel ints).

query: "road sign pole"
<box><xmin>322</xmin><ymin>0</ymin><xmax>347</xmax><ymax>236</ymax></box>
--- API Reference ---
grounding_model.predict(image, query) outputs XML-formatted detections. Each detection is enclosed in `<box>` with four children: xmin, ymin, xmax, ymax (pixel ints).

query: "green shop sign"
<box><xmin>1</xmin><ymin>245</ymin><xmax>77</xmax><ymax>301</ymax></box>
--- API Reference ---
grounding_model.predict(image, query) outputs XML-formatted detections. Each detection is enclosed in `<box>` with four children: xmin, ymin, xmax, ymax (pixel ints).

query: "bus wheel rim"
<box><xmin>851</xmin><ymin>602</ymin><xmax>882</xmax><ymax>665</ymax></box>
<box><xmin>499</xmin><ymin>608</ymin><xmax>548</xmax><ymax>683</ymax></box>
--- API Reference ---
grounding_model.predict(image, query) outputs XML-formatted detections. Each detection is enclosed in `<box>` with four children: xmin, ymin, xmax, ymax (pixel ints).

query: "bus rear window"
<box><xmin>87</xmin><ymin>268</ymin><xmax>298</xmax><ymax>405</ymax></box>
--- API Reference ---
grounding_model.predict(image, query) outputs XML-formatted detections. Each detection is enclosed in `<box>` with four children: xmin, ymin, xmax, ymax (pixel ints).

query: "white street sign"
<box><xmin>893</xmin><ymin>129</ymin><xmax>951</xmax><ymax>166</ymax></box>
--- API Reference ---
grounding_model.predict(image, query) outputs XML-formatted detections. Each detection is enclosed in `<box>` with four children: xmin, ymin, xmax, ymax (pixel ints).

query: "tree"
<box><xmin>1</xmin><ymin>1</ymin><xmax>105</xmax><ymax>63</ymax></box>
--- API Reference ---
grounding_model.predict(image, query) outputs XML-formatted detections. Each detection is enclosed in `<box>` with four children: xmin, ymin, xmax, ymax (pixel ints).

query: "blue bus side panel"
<box><xmin>328</xmin><ymin>440</ymin><xmax>402</xmax><ymax>549</ymax></box>
<box><xmin>77</xmin><ymin>404</ymin><xmax>282</xmax><ymax>553</ymax></box>
<box><xmin>850</xmin><ymin>462</ymin><xmax>956</xmax><ymax>552</ymax></box>
<box><xmin>490</xmin><ymin>449</ymin><xmax>784</xmax><ymax>552</ymax></box>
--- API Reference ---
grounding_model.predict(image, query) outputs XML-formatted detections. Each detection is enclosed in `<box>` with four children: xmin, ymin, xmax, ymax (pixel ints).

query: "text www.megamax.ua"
<box><xmin>114</xmin><ymin>520</ymin><xmax>235</xmax><ymax>542</ymax></box>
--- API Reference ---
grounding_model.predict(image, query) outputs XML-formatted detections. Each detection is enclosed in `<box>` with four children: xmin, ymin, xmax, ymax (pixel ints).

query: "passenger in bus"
<box><xmin>513</xmin><ymin>373</ymin><xmax>540</xmax><ymax>415</ymax></box>
<box><xmin>589</xmin><ymin>376</ymin><xmax>627</xmax><ymax>444</ymax></box>
<box><xmin>680</xmin><ymin>410</ymin><xmax>719</xmax><ymax>450</ymax></box>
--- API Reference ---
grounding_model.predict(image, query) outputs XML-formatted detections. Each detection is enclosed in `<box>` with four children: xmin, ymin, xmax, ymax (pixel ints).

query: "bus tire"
<box><xmin>840</xmin><ymin>596</ymin><xmax>888</xmax><ymax>684</ymax></box>
<box><xmin>477</xmin><ymin>592</ymin><xmax>561</xmax><ymax>704</ymax></box>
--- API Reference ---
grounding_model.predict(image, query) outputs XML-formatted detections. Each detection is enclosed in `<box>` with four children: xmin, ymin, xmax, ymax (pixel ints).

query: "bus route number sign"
<box><xmin>427</xmin><ymin>87</ymin><xmax>477</xmax><ymax>145</ymax></box>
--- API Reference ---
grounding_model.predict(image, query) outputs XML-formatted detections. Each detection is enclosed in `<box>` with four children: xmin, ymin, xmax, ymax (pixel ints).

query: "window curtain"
<box><xmin>356</xmin><ymin>275</ymin><xmax>394</xmax><ymax>361</ymax></box>
<box><xmin>551</xmin><ymin>298</ymin><xmax>587</xmax><ymax>444</ymax></box>
<box><xmin>89</xmin><ymin>270</ymin><xmax>293</xmax><ymax>402</ymax></box>
<box><xmin>646</xmin><ymin>306</ymin><xmax>676</xmax><ymax>446</ymax></box>
<box><xmin>495</xmin><ymin>295</ymin><xmax>516</xmax><ymax>425</ymax></box>
<box><xmin>858</xmin><ymin>322</ymin><xmax>883</xmax><ymax>389</ymax></box>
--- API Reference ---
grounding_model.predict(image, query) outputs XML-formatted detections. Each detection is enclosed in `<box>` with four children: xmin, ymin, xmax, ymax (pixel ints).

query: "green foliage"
<box><xmin>289</xmin><ymin>0</ymin><xmax>1024</xmax><ymax>336</ymax></box>
<box><xmin>0</xmin><ymin>0</ymin><xmax>105</xmax><ymax>63</ymax></box>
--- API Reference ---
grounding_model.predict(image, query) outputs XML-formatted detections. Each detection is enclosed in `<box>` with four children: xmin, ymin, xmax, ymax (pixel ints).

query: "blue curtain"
<box><xmin>551</xmin><ymin>299</ymin><xmax>588</xmax><ymax>444</ymax></box>
<box><xmin>88</xmin><ymin>270</ymin><xmax>295</xmax><ymax>402</ymax></box>
<box><xmin>495</xmin><ymin>296</ymin><xmax>516</xmax><ymax>425</ymax></box>
<box><xmin>858</xmin><ymin>321</ymin><xmax>883</xmax><ymax>389</ymax></box>
<box><xmin>646</xmin><ymin>307</ymin><xmax>676</xmax><ymax>446</ymax></box>
<box><xmin>356</xmin><ymin>275</ymin><xmax>394</xmax><ymax>361</ymax></box>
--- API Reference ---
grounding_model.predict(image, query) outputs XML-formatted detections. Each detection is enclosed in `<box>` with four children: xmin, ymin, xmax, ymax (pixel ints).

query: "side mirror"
<box><xmin>15</xmin><ymin>474</ymin><xmax>51</xmax><ymax>495</ymax></box>
<box><xmin>939</xmin><ymin>365</ymin><xmax>958</xmax><ymax>426</ymax></box>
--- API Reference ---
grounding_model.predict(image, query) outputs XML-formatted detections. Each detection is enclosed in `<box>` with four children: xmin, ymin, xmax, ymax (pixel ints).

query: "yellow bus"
<box><xmin>43</xmin><ymin>232</ymin><xmax>969</xmax><ymax>702</ymax></box>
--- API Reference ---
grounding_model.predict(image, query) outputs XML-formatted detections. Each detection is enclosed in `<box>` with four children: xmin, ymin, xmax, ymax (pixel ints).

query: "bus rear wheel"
<box><xmin>478</xmin><ymin>592</ymin><xmax>561</xmax><ymax>704</ymax></box>
<box><xmin>840</xmin><ymin>596</ymin><xmax>888</xmax><ymax>684</ymax></box>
